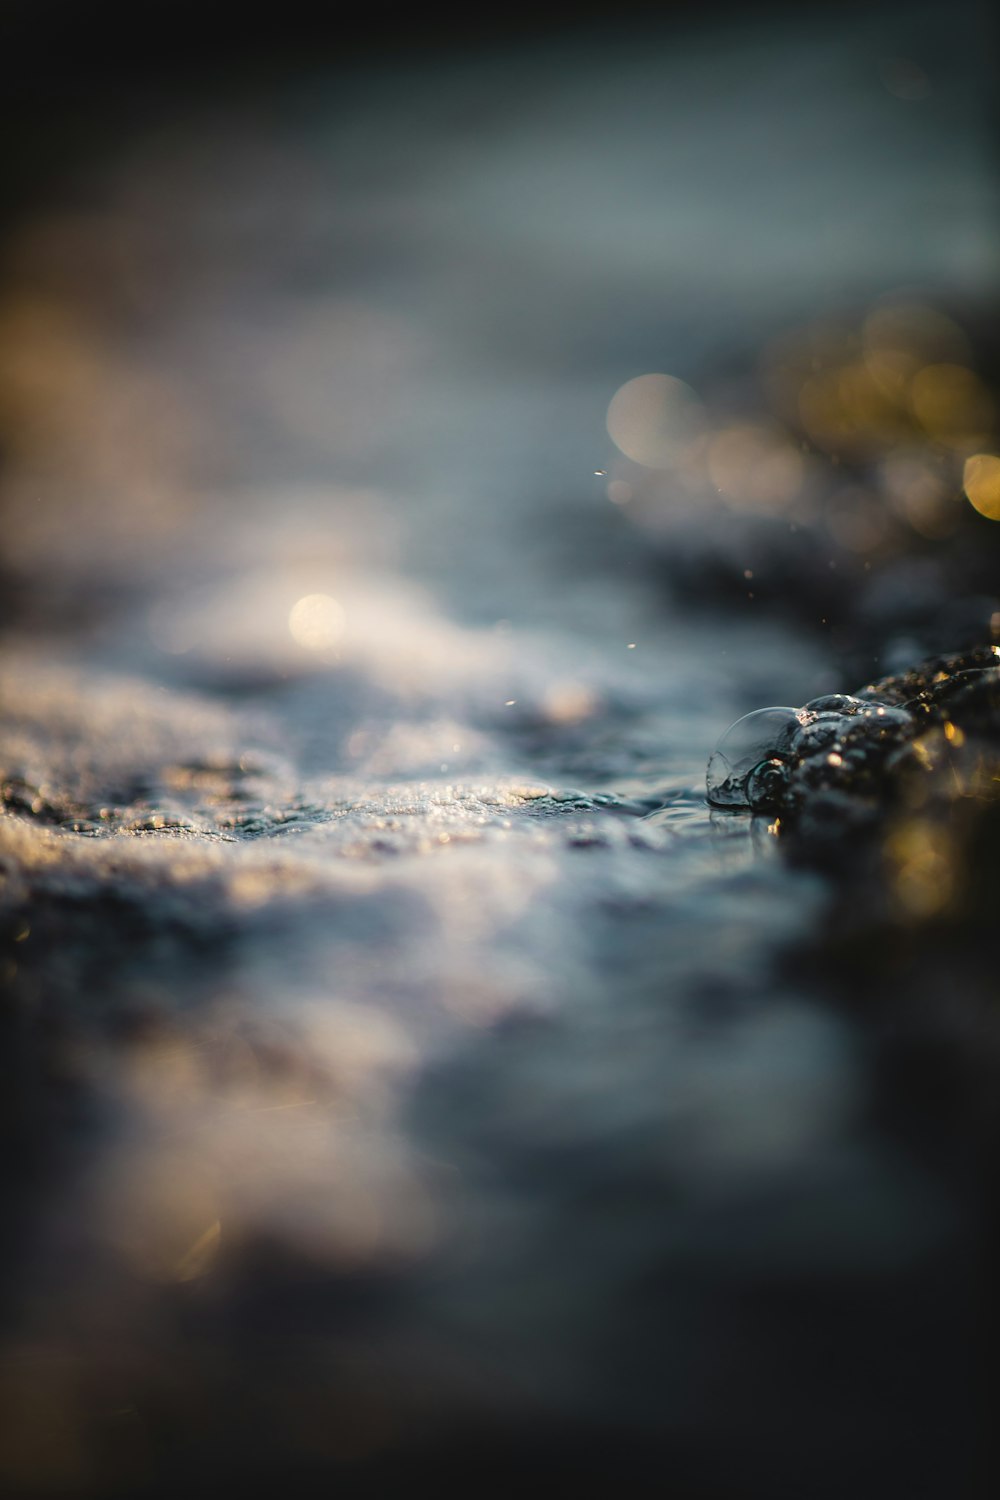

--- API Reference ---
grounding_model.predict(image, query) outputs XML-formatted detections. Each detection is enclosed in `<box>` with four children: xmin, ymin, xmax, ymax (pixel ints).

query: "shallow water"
<box><xmin>1</xmin><ymin>7</ymin><xmax>996</xmax><ymax>1494</ymax></box>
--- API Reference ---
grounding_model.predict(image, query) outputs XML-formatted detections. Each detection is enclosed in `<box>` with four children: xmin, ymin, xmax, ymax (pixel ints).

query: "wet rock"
<box><xmin>707</xmin><ymin>646</ymin><xmax>1000</xmax><ymax>858</ymax></box>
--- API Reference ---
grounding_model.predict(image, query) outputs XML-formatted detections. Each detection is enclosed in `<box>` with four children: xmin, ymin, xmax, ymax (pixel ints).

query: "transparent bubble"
<box><xmin>706</xmin><ymin>707</ymin><xmax>801</xmax><ymax>809</ymax></box>
<box><xmin>744</xmin><ymin>758</ymin><xmax>790</xmax><ymax>810</ymax></box>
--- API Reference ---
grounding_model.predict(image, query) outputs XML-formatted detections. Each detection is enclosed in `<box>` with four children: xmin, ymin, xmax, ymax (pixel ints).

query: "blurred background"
<box><xmin>1</xmin><ymin>1</ymin><xmax>998</xmax><ymax>1494</ymax></box>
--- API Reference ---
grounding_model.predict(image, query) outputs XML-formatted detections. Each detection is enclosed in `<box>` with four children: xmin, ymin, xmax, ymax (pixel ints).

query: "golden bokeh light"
<box><xmin>862</xmin><ymin>301</ymin><xmax>971</xmax><ymax>367</ymax></box>
<box><xmin>762</xmin><ymin>301</ymin><xmax>990</xmax><ymax>469</ymax></box>
<box><xmin>886</xmin><ymin>818</ymin><xmax>955</xmax><ymax>918</ymax></box>
<box><xmin>797</xmin><ymin>361</ymin><xmax>904</xmax><ymax>456</ymax></box>
<box><xmin>963</xmin><ymin>453</ymin><xmax>1000</xmax><ymax>520</ymax></box>
<box><xmin>606</xmin><ymin>373</ymin><xmax>705</xmax><ymax>469</ymax></box>
<box><xmin>862</xmin><ymin>345</ymin><xmax>917</xmax><ymax>401</ymax></box>
<box><xmin>910</xmin><ymin>363</ymin><xmax>994</xmax><ymax>446</ymax></box>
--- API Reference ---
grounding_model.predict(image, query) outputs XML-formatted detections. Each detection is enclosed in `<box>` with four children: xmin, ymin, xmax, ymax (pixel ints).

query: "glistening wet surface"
<box><xmin>1</xmin><ymin>7</ymin><xmax>997</xmax><ymax>1495</ymax></box>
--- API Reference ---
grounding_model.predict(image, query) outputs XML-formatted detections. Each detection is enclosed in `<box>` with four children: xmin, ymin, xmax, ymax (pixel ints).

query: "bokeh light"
<box><xmin>288</xmin><ymin>592</ymin><xmax>346</xmax><ymax>652</ymax></box>
<box><xmin>606</xmin><ymin>373</ymin><xmax>705</xmax><ymax>469</ymax></box>
<box><xmin>706</xmin><ymin>423</ymin><xmax>803</xmax><ymax>511</ymax></box>
<box><xmin>963</xmin><ymin>453</ymin><xmax>1000</xmax><ymax>520</ymax></box>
